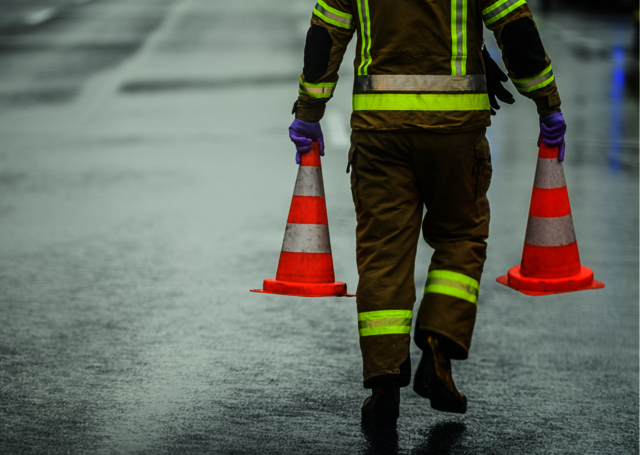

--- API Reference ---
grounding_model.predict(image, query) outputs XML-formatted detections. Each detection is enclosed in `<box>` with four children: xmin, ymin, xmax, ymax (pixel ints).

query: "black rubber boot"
<box><xmin>413</xmin><ymin>334</ymin><xmax>467</xmax><ymax>414</ymax></box>
<box><xmin>361</xmin><ymin>380</ymin><xmax>400</xmax><ymax>427</ymax></box>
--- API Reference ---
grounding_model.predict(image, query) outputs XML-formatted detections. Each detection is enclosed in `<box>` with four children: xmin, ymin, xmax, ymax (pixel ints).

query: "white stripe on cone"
<box><xmin>524</xmin><ymin>214</ymin><xmax>577</xmax><ymax>247</ymax></box>
<box><xmin>282</xmin><ymin>224</ymin><xmax>332</xmax><ymax>253</ymax></box>
<box><xmin>533</xmin><ymin>158</ymin><xmax>567</xmax><ymax>189</ymax></box>
<box><xmin>293</xmin><ymin>167</ymin><xmax>325</xmax><ymax>197</ymax></box>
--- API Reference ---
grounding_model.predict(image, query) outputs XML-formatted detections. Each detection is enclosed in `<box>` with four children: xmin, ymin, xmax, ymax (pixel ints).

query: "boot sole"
<box><xmin>361</xmin><ymin>409</ymin><xmax>399</xmax><ymax>427</ymax></box>
<box><xmin>361</xmin><ymin>398</ymin><xmax>399</xmax><ymax>427</ymax></box>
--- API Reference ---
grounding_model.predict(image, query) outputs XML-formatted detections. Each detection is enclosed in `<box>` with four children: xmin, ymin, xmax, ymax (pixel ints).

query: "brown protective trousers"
<box><xmin>349</xmin><ymin>128</ymin><xmax>492</xmax><ymax>387</ymax></box>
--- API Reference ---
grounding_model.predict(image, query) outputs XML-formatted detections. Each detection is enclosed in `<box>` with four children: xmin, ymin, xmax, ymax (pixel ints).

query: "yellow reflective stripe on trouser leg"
<box><xmin>424</xmin><ymin>270</ymin><xmax>479</xmax><ymax>306</ymax></box>
<box><xmin>358</xmin><ymin>310</ymin><xmax>413</xmax><ymax>337</ymax></box>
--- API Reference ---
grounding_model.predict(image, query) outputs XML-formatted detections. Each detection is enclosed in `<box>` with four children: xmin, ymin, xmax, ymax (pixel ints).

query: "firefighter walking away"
<box><xmin>288</xmin><ymin>0</ymin><xmax>566</xmax><ymax>426</ymax></box>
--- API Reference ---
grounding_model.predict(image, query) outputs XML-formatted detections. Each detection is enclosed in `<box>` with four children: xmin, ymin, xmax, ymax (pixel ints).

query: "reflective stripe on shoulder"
<box><xmin>352</xmin><ymin>93</ymin><xmax>490</xmax><ymax>111</ymax></box>
<box><xmin>510</xmin><ymin>65</ymin><xmax>554</xmax><ymax>92</ymax></box>
<box><xmin>424</xmin><ymin>270</ymin><xmax>479</xmax><ymax>305</ymax></box>
<box><xmin>482</xmin><ymin>0</ymin><xmax>527</xmax><ymax>26</ymax></box>
<box><xmin>357</xmin><ymin>310</ymin><xmax>413</xmax><ymax>337</ymax></box>
<box><xmin>313</xmin><ymin>0</ymin><xmax>354</xmax><ymax>29</ymax></box>
<box><xmin>354</xmin><ymin>75</ymin><xmax>486</xmax><ymax>92</ymax></box>
<box><xmin>299</xmin><ymin>77</ymin><xmax>336</xmax><ymax>98</ymax></box>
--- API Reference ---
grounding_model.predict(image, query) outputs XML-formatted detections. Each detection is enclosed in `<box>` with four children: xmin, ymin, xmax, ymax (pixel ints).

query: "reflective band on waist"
<box><xmin>282</xmin><ymin>224</ymin><xmax>332</xmax><ymax>253</ymax></box>
<box><xmin>293</xmin><ymin>167</ymin><xmax>325</xmax><ymax>197</ymax></box>
<box><xmin>357</xmin><ymin>310</ymin><xmax>413</xmax><ymax>337</ymax></box>
<box><xmin>482</xmin><ymin>0</ymin><xmax>527</xmax><ymax>25</ymax></box>
<box><xmin>511</xmin><ymin>65</ymin><xmax>554</xmax><ymax>92</ymax></box>
<box><xmin>313</xmin><ymin>0</ymin><xmax>354</xmax><ymax>29</ymax></box>
<box><xmin>299</xmin><ymin>78</ymin><xmax>336</xmax><ymax>99</ymax></box>
<box><xmin>353</xmin><ymin>93</ymin><xmax>490</xmax><ymax>111</ymax></box>
<box><xmin>354</xmin><ymin>75</ymin><xmax>486</xmax><ymax>92</ymax></box>
<box><xmin>533</xmin><ymin>158</ymin><xmax>566</xmax><ymax>189</ymax></box>
<box><xmin>424</xmin><ymin>270</ymin><xmax>479</xmax><ymax>305</ymax></box>
<box><xmin>524</xmin><ymin>215</ymin><xmax>576</xmax><ymax>247</ymax></box>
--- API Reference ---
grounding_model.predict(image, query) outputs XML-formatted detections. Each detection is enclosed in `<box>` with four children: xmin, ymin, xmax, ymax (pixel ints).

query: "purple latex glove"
<box><xmin>289</xmin><ymin>119</ymin><xmax>325</xmax><ymax>164</ymax></box>
<box><xmin>538</xmin><ymin>112</ymin><xmax>567</xmax><ymax>161</ymax></box>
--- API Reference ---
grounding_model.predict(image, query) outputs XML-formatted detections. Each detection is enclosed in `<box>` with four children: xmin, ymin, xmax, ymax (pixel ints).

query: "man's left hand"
<box><xmin>289</xmin><ymin>119</ymin><xmax>325</xmax><ymax>164</ymax></box>
<box><xmin>538</xmin><ymin>112</ymin><xmax>567</xmax><ymax>161</ymax></box>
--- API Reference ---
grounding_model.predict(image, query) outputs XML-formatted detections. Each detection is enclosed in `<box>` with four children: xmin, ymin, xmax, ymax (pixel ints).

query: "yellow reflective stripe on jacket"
<box><xmin>313</xmin><ymin>0</ymin><xmax>354</xmax><ymax>29</ymax></box>
<box><xmin>482</xmin><ymin>0</ymin><xmax>527</xmax><ymax>26</ymax></box>
<box><xmin>358</xmin><ymin>310</ymin><xmax>413</xmax><ymax>337</ymax></box>
<box><xmin>353</xmin><ymin>93</ymin><xmax>490</xmax><ymax>111</ymax></box>
<box><xmin>356</xmin><ymin>0</ymin><xmax>372</xmax><ymax>75</ymax></box>
<box><xmin>299</xmin><ymin>77</ymin><xmax>336</xmax><ymax>98</ymax></box>
<box><xmin>424</xmin><ymin>270</ymin><xmax>479</xmax><ymax>305</ymax></box>
<box><xmin>451</xmin><ymin>0</ymin><xmax>468</xmax><ymax>75</ymax></box>
<box><xmin>510</xmin><ymin>65</ymin><xmax>554</xmax><ymax>92</ymax></box>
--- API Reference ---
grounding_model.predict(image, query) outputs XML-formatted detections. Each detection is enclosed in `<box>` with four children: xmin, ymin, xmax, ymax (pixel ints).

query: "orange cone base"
<box><xmin>251</xmin><ymin>278</ymin><xmax>355</xmax><ymax>298</ymax></box>
<box><xmin>497</xmin><ymin>265</ymin><xmax>605</xmax><ymax>296</ymax></box>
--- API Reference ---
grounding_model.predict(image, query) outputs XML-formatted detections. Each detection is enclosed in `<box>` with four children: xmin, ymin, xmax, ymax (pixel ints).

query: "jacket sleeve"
<box><xmin>294</xmin><ymin>0</ymin><xmax>356</xmax><ymax>122</ymax></box>
<box><xmin>481</xmin><ymin>0</ymin><xmax>561</xmax><ymax>115</ymax></box>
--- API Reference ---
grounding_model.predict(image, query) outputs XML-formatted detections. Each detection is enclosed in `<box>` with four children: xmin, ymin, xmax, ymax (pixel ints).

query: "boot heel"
<box><xmin>373</xmin><ymin>411</ymin><xmax>399</xmax><ymax>427</ymax></box>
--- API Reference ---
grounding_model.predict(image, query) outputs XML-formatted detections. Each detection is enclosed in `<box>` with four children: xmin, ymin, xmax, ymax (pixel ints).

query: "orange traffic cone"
<box><xmin>251</xmin><ymin>142</ymin><xmax>351</xmax><ymax>297</ymax></box>
<box><xmin>496</xmin><ymin>138</ymin><xmax>605</xmax><ymax>296</ymax></box>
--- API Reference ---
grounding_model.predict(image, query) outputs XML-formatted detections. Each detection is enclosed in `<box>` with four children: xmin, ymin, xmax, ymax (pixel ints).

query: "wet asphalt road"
<box><xmin>0</xmin><ymin>0</ymin><xmax>638</xmax><ymax>453</ymax></box>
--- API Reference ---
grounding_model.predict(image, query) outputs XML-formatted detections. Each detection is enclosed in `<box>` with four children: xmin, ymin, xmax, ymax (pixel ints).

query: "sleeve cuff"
<box><xmin>293</xmin><ymin>99</ymin><xmax>326</xmax><ymax>122</ymax></box>
<box><xmin>533</xmin><ymin>92</ymin><xmax>561</xmax><ymax>116</ymax></box>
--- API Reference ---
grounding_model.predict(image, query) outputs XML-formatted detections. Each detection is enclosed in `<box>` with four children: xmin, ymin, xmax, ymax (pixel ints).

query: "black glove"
<box><xmin>482</xmin><ymin>45</ymin><xmax>515</xmax><ymax>116</ymax></box>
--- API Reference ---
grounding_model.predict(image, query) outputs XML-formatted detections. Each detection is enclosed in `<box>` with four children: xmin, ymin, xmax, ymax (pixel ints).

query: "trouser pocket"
<box><xmin>473</xmin><ymin>136</ymin><xmax>492</xmax><ymax>202</ymax></box>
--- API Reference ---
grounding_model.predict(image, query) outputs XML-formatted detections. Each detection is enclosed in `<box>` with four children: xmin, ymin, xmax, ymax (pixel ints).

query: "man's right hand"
<box><xmin>289</xmin><ymin>119</ymin><xmax>325</xmax><ymax>164</ymax></box>
<box><xmin>482</xmin><ymin>45</ymin><xmax>515</xmax><ymax>116</ymax></box>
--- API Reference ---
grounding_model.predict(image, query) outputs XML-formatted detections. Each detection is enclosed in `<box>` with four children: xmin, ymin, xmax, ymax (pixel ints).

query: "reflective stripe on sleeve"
<box><xmin>510</xmin><ymin>65</ymin><xmax>554</xmax><ymax>93</ymax></box>
<box><xmin>354</xmin><ymin>75</ymin><xmax>486</xmax><ymax>92</ymax></box>
<box><xmin>424</xmin><ymin>270</ymin><xmax>479</xmax><ymax>305</ymax></box>
<box><xmin>352</xmin><ymin>93</ymin><xmax>490</xmax><ymax>111</ymax></box>
<box><xmin>313</xmin><ymin>0</ymin><xmax>354</xmax><ymax>29</ymax></box>
<box><xmin>299</xmin><ymin>78</ymin><xmax>336</xmax><ymax>98</ymax></box>
<box><xmin>358</xmin><ymin>310</ymin><xmax>413</xmax><ymax>337</ymax></box>
<box><xmin>482</xmin><ymin>0</ymin><xmax>527</xmax><ymax>26</ymax></box>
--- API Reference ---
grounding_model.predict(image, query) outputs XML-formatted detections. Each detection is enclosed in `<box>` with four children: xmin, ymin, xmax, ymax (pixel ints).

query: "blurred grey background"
<box><xmin>0</xmin><ymin>0</ymin><xmax>638</xmax><ymax>453</ymax></box>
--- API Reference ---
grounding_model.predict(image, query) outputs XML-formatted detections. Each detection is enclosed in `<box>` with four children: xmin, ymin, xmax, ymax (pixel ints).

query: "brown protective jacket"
<box><xmin>295</xmin><ymin>0</ymin><xmax>561</xmax><ymax>132</ymax></box>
